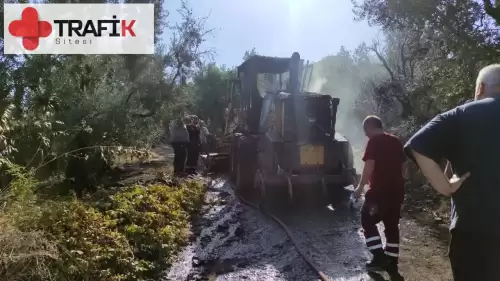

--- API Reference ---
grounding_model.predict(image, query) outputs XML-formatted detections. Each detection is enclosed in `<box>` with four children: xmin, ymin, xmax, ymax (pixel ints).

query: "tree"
<box><xmin>483</xmin><ymin>0</ymin><xmax>500</xmax><ymax>25</ymax></box>
<box><xmin>191</xmin><ymin>64</ymin><xmax>235</xmax><ymax>132</ymax></box>
<box><xmin>0</xmin><ymin>0</ymin><xmax>213</xmax><ymax>192</ymax></box>
<box><xmin>351</xmin><ymin>0</ymin><xmax>500</xmax><ymax>122</ymax></box>
<box><xmin>243</xmin><ymin>48</ymin><xmax>259</xmax><ymax>60</ymax></box>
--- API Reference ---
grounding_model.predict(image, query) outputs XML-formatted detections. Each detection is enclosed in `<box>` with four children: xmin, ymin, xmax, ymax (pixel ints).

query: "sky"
<box><xmin>162</xmin><ymin>0</ymin><xmax>380</xmax><ymax>68</ymax></box>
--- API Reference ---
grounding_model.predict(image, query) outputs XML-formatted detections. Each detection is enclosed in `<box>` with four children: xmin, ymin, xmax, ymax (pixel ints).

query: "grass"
<box><xmin>0</xmin><ymin>218</ymin><xmax>58</xmax><ymax>281</ymax></box>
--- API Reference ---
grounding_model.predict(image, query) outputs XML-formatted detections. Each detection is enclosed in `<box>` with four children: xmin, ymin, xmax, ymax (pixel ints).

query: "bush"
<box><xmin>0</xmin><ymin>218</ymin><xmax>58</xmax><ymax>281</ymax></box>
<box><xmin>7</xmin><ymin>197</ymin><xmax>139</xmax><ymax>281</ymax></box>
<box><xmin>104</xmin><ymin>180</ymin><xmax>205</xmax><ymax>278</ymax></box>
<box><xmin>0</xmin><ymin>163</ymin><xmax>206</xmax><ymax>281</ymax></box>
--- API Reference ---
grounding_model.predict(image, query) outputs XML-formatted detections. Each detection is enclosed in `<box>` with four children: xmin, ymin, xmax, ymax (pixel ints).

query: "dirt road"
<box><xmin>164</xmin><ymin>178</ymin><xmax>452</xmax><ymax>281</ymax></box>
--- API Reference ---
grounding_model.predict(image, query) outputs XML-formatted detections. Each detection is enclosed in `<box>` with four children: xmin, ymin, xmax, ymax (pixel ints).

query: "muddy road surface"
<box><xmin>164</xmin><ymin>176</ymin><xmax>452</xmax><ymax>281</ymax></box>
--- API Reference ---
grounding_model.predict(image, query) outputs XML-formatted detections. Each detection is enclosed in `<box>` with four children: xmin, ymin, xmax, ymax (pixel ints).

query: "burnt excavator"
<box><xmin>204</xmin><ymin>52</ymin><xmax>358</xmax><ymax>205</ymax></box>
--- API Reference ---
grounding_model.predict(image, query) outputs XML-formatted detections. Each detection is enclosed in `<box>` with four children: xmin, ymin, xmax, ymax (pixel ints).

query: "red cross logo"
<box><xmin>8</xmin><ymin>7</ymin><xmax>52</xmax><ymax>51</ymax></box>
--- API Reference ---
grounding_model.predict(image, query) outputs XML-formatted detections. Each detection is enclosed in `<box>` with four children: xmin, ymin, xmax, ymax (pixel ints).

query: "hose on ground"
<box><xmin>236</xmin><ymin>193</ymin><xmax>330</xmax><ymax>281</ymax></box>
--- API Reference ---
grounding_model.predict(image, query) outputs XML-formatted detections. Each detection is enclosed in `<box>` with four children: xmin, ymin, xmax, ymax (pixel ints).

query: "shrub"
<box><xmin>104</xmin><ymin>180</ymin><xmax>205</xmax><ymax>278</ymax></box>
<box><xmin>0</xmin><ymin>218</ymin><xmax>58</xmax><ymax>281</ymax></box>
<box><xmin>0</xmin><ymin>162</ymin><xmax>60</xmax><ymax>281</ymax></box>
<box><xmin>0</xmin><ymin>160</ymin><xmax>206</xmax><ymax>281</ymax></box>
<box><xmin>10</xmin><ymin>198</ymin><xmax>141</xmax><ymax>281</ymax></box>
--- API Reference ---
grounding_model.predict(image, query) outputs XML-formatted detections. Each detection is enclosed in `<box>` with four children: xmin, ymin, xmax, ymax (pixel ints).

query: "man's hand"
<box><xmin>413</xmin><ymin>150</ymin><xmax>470</xmax><ymax>196</ymax></box>
<box><xmin>449</xmin><ymin>172</ymin><xmax>471</xmax><ymax>194</ymax></box>
<box><xmin>353</xmin><ymin>185</ymin><xmax>364</xmax><ymax>199</ymax></box>
<box><xmin>355</xmin><ymin>159</ymin><xmax>373</xmax><ymax>200</ymax></box>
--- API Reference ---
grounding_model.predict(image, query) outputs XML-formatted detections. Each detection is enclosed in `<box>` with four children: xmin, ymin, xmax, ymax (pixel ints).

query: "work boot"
<box><xmin>366</xmin><ymin>249</ymin><xmax>388</xmax><ymax>272</ymax></box>
<box><xmin>385</xmin><ymin>256</ymin><xmax>404</xmax><ymax>280</ymax></box>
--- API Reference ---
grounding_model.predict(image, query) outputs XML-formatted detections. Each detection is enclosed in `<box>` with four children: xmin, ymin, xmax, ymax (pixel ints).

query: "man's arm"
<box><xmin>413</xmin><ymin>151</ymin><xmax>470</xmax><ymax>196</ymax></box>
<box><xmin>404</xmin><ymin>108</ymin><xmax>469</xmax><ymax>196</ymax></box>
<box><xmin>413</xmin><ymin>151</ymin><xmax>454</xmax><ymax>196</ymax></box>
<box><xmin>354</xmin><ymin>160</ymin><xmax>374</xmax><ymax>198</ymax></box>
<box><xmin>358</xmin><ymin>159</ymin><xmax>375</xmax><ymax>189</ymax></box>
<box><xmin>354</xmin><ymin>139</ymin><xmax>376</xmax><ymax>198</ymax></box>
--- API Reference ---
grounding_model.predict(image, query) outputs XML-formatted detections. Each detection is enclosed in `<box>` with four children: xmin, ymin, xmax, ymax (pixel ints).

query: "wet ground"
<box><xmin>149</xmin><ymin>144</ymin><xmax>452</xmax><ymax>281</ymax></box>
<box><xmin>163</xmin><ymin>178</ymin><xmax>452</xmax><ymax>281</ymax></box>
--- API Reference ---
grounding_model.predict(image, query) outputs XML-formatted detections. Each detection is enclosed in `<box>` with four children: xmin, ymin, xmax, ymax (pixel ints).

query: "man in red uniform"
<box><xmin>354</xmin><ymin>115</ymin><xmax>406</xmax><ymax>277</ymax></box>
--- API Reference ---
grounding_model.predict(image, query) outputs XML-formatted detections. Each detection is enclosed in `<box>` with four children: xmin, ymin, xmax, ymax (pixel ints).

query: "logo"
<box><xmin>8</xmin><ymin>7</ymin><xmax>52</xmax><ymax>51</ymax></box>
<box><xmin>4</xmin><ymin>4</ymin><xmax>154</xmax><ymax>54</ymax></box>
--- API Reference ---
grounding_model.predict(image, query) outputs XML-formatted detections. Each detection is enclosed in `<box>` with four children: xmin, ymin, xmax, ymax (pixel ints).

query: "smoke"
<box><xmin>303</xmin><ymin>56</ymin><xmax>373</xmax><ymax>172</ymax></box>
<box><xmin>307</xmin><ymin>76</ymin><xmax>326</xmax><ymax>93</ymax></box>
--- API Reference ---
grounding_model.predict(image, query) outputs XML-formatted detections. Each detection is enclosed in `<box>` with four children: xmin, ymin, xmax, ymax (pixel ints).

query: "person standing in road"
<box><xmin>354</xmin><ymin>115</ymin><xmax>406</xmax><ymax>277</ymax></box>
<box><xmin>169</xmin><ymin>116</ymin><xmax>190</xmax><ymax>175</ymax></box>
<box><xmin>186</xmin><ymin>115</ymin><xmax>201</xmax><ymax>174</ymax></box>
<box><xmin>404</xmin><ymin>64</ymin><xmax>500</xmax><ymax>281</ymax></box>
<box><xmin>199</xmin><ymin>120</ymin><xmax>209</xmax><ymax>155</ymax></box>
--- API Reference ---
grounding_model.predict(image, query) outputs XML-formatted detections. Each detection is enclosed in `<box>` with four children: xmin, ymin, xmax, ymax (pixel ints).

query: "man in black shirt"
<box><xmin>443</xmin><ymin>99</ymin><xmax>473</xmax><ymax>178</ymax></box>
<box><xmin>186</xmin><ymin>115</ymin><xmax>201</xmax><ymax>174</ymax></box>
<box><xmin>404</xmin><ymin>65</ymin><xmax>500</xmax><ymax>281</ymax></box>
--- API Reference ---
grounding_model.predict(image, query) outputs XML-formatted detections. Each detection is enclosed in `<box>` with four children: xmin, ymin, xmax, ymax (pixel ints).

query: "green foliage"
<box><xmin>335</xmin><ymin>0</ymin><xmax>498</xmax><ymax>128</ymax></box>
<box><xmin>0</xmin><ymin>159</ymin><xmax>38</xmax><ymax>202</ymax></box>
<box><xmin>0</xmin><ymin>0</ymin><xmax>212</xmax><ymax>278</ymax></box>
<box><xmin>102</xmin><ymin>181</ymin><xmax>205</xmax><ymax>278</ymax></box>
<box><xmin>1</xmin><ymin>161</ymin><xmax>205</xmax><ymax>281</ymax></box>
<box><xmin>191</xmin><ymin>64</ymin><xmax>235</xmax><ymax>131</ymax></box>
<box><xmin>31</xmin><ymin>199</ymin><xmax>138</xmax><ymax>281</ymax></box>
<box><xmin>480</xmin><ymin>0</ymin><xmax>500</xmax><ymax>26</ymax></box>
<box><xmin>0</xmin><ymin>0</ymin><xmax>213</xmax><ymax>189</ymax></box>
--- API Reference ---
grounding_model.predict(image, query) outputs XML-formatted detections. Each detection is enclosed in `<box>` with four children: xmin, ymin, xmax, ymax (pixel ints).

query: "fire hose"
<box><xmin>235</xmin><ymin>192</ymin><xmax>330</xmax><ymax>281</ymax></box>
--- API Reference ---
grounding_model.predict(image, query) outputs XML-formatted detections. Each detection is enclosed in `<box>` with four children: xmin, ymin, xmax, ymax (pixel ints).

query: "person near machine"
<box><xmin>186</xmin><ymin>115</ymin><xmax>201</xmax><ymax>174</ymax></box>
<box><xmin>354</xmin><ymin>115</ymin><xmax>406</xmax><ymax>276</ymax></box>
<box><xmin>169</xmin><ymin>116</ymin><xmax>190</xmax><ymax>175</ymax></box>
<box><xmin>404</xmin><ymin>64</ymin><xmax>500</xmax><ymax>281</ymax></box>
<box><xmin>199</xmin><ymin>120</ymin><xmax>209</xmax><ymax>155</ymax></box>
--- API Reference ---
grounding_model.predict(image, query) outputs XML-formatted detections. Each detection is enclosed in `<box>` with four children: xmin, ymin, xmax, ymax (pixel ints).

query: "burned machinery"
<box><xmin>207</xmin><ymin>52</ymin><xmax>358</xmax><ymax>204</ymax></box>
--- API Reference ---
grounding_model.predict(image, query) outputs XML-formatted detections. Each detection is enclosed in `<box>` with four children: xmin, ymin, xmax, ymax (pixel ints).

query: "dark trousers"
<box><xmin>207</xmin><ymin>134</ymin><xmax>216</xmax><ymax>152</ymax></box>
<box><xmin>186</xmin><ymin>143</ymin><xmax>200</xmax><ymax>173</ymax></box>
<box><xmin>449</xmin><ymin>230</ymin><xmax>500</xmax><ymax>281</ymax></box>
<box><xmin>171</xmin><ymin>142</ymin><xmax>187</xmax><ymax>174</ymax></box>
<box><xmin>361</xmin><ymin>193</ymin><xmax>402</xmax><ymax>262</ymax></box>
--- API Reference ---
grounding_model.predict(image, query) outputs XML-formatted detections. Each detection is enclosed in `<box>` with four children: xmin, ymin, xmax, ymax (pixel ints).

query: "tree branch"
<box><xmin>370</xmin><ymin>42</ymin><xmax>395</xmax><ymax>80</ymax></box>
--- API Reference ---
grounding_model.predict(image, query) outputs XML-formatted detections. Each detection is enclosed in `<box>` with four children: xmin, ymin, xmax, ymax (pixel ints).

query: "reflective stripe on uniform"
<box><xmin>385</xmin><ymin>251</ymin><xmax>399</xmax><ymax>257</ymax></box>
<box><xmin>368</xmin><ymin>244</ymin><xmax>383</xmax><ymax>250</ymax></box>
<box><xmin>365</xmin><ymin>236</ymin><xmax>381</xmax><ymax>243</ymax></box>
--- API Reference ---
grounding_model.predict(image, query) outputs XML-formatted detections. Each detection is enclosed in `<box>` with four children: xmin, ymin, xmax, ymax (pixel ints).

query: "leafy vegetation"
<box><xmin>0</xmin><ymin>0</ymin><xmax>210</xmax><ymax>280</ymax></box>
<box><xmin>2</xmin><ymin>164</ymin><xmax>205</xmax><ymax>281</ymax></box>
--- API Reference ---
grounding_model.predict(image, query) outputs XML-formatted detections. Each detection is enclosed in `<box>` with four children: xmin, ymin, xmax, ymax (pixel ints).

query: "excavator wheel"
<box><xmin>236</xmin><ymin>160</ymin><xmax>253</xmax><ymax>191</ymax></box>
<box><xmin>254</xmin><ymin>169</ymin><xmax>269</xmax><ymax>207</ymax></box>
<box><xmin>229</xmin><ymin>140</ymin><xmax>238</xmax><ymax>182</ymax></box>
<box><xmin>232</xmin><ymin>135</ymin><xmax>257</xmax><ymax>194</ymax></box>
<box><xmin>255</xmin><ymin>169</ymin><xmax>292</xmax><ymax>210</ymax></box>
<box><xmin>286</xmin><ymin>176</ymin><xmax>295</xmax><ymax>205</ymax></box>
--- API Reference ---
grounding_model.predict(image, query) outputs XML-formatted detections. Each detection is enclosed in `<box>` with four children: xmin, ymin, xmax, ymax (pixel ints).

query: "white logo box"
<box><xmin>4</xmin><ymin>4</ymin><xmax>155</xmax><ymax>54</ymax></box>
